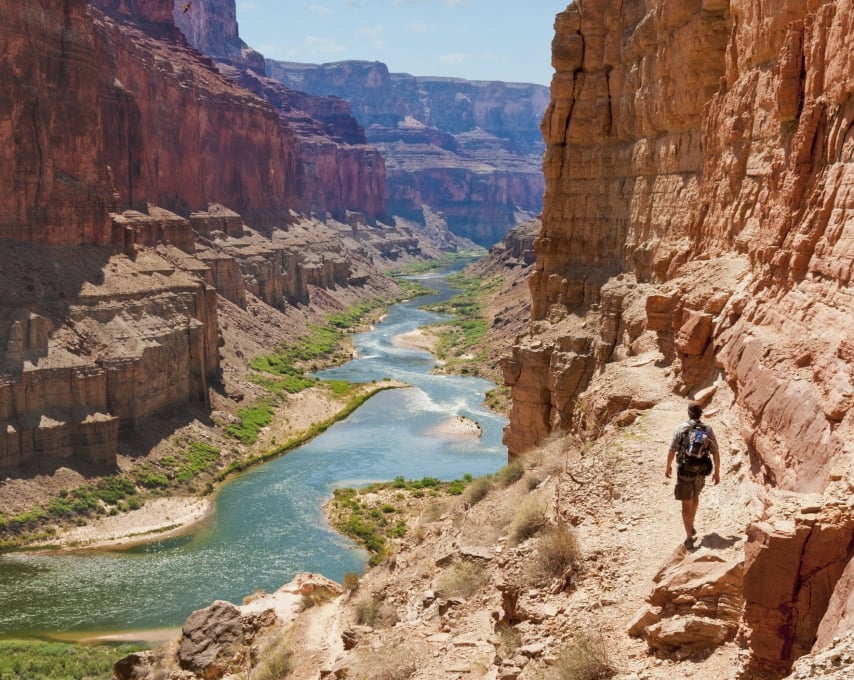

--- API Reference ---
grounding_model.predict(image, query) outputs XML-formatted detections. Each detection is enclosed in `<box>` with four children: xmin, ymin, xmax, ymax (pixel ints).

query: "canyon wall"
<box><xmin>0</xmin><ymin>0</ymin><xmax>116</xmax><ymax>245</ymax></box>
<box><xmin>0</xmin><ymin>0</ymin><xmax>407</xmax><ymax>475</ymax></box>
<box><xmin>505</xmin><ymin>0</ymin><xmax>854</xmax><ymax>676</ymax></box>
<box><xmin>266</xmin><ymin>59</ymin><xmax>548</xmax><ymax>247</ymax></box>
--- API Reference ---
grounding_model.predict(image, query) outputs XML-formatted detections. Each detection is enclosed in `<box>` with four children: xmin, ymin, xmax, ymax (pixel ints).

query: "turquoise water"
<box><xmin>0</xmin><ymin>272</ymin><xmax>508</xmax><ymax>637</ymax></box>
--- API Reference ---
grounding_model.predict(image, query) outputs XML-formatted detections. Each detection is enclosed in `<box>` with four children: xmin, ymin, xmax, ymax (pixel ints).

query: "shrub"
<box><xmin>435</xmin><ymin>558</ymin><xmax>488</xmax><ymax>598</ymax></box>
<box><xmin>226</xmin><ymin>402</ymin><xmax>274</xmax><ymax>445</ymax></box>
<box><xmin>496</xmin><ymin>460</ymin><xmax>525</xmax><ymax>486</ymax></box>
<box><xmin>510</xmin><ymin>498</ymin><xmax>549</xmax><ymax>544</ymax></box>
<box><xmin>462</xmin><ymin>476</ymin><xmax>492</xmax><ymax>505</ymax></box>
<box><xmin>533</xmin><ymin>524</ymin><xmax>581</xmax><ymax>583</ymax></box>
<box><xmin>252</xmin><ymin>636</ymin><xmax>292</xmax><ymax>680</ymax></box>
<box><xmin>0</xmin><ymin>640</ymin><xmax>145</xmax><ymax>680</ymax></box>
<box><xmin>354</xmin><ymin>593</ymin><xmax>398</xmax><ymax>628</ymax></box>
<box><xmin>545</xmin><ymin>633</ymin><xmax>616</xmax><ymax>680</ymax></box>
<box><xmin>299</xmin><ymin>588</ymin><xmax>335</xmax><ymax>611</ymax></box>
<box><xmin>343</xmin><ymin>572</ymin><xmax>360</xmax><ymax>592</ymax></box>
<box><xmin>495</xmin><ymin>622</ymin><xmax>523</xmax><ymax>658</ymax></box>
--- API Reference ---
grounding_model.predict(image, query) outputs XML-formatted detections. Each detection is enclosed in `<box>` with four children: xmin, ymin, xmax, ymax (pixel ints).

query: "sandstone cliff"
<box><xmin>501</xmin><ymin>1</ymin><xmax>854</xmax><ymax>676</ymax></box>
<box><xmin>0</xmin><ymin>0</ymin><xmax>432</xmax><ymax>477</ymax></box>
<box><xmin>266</xmin><ymin>59</ymin><xmax>548</xmax><ymax>247</ymax></box>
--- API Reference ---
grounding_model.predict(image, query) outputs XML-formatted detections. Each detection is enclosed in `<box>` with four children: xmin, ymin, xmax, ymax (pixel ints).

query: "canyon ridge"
<box><xmin>2</xmin><ymin>2</ymin><xmax>854</xmax><ymax>680</ymax></box>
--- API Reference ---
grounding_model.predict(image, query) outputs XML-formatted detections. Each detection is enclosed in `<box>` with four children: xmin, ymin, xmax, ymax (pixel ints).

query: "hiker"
<box><xmin>665</xmin><ymin>401</ymin><xmax>720</xmax><ymax>548</ymax></box>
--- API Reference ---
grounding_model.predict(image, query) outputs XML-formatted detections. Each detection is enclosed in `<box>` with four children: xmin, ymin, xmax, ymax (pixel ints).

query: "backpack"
<box><xmin>679</xmin><ymin>421</ymin><xmax>713</xmax><ymax>476</ymax></box>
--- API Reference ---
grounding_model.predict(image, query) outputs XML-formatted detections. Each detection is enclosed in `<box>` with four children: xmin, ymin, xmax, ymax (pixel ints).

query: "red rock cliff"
<box><xmin>506</xmin><ymin>0</ymin><xmax>854</xmax><ymax>675</ymax></box>
<box><xmin>0</xmin><ymin>0</ymin><xmax>117</xmax><ymax>245</ymax></box>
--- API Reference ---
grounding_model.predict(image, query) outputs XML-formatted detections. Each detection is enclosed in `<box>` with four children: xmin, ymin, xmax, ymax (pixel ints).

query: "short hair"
<box><xmin>688</xmin><ymin>402</ymin><xmax>703</xmax><ymax>420</ymax></box>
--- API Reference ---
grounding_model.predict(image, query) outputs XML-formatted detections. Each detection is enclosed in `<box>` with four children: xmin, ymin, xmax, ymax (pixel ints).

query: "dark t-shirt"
<box><xmin>670</xmin><ymin>419</ymin><xmax>719</xmax><ymax>457</ymax></box>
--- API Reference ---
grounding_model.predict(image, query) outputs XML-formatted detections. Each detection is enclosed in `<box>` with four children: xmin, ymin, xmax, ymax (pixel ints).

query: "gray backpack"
<box><xmin>680</xmin><ymin>421</ymin><xmax>713</xmax><ymax>476</ymax></box>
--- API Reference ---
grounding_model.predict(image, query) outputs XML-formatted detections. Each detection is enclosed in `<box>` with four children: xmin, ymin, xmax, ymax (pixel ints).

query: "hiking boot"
<box><xmin>684</xmin><ymin>536</ymin><xmax>695</xmax><ymax>549</ymax></box>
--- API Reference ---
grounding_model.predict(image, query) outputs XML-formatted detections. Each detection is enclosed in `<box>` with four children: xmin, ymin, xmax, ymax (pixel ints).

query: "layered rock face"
<box><xmin>0</xmin><ymin>0</ymin><xmax>116</xmax><ymax>245</ymax></box>
<box><xmin>266</xmin><ymin>59</ymin><xmax>548</xmax><ymax>247</ymax></box>
<box><xmin>0</xmin><ymin>0</ymin><xmax>402</xmax><ymax>475</ymax></box>
<box><xmin>506</xmin><ymin>0</ymin><xmax>854</xmax><ymax>675</ymax></box>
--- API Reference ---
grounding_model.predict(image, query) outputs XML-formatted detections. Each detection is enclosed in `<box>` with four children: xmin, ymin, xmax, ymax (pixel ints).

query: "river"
<box><xmin>0</xmin><ymin>270</ymin><xmax>508</xmax><ymax>639</ymax></box>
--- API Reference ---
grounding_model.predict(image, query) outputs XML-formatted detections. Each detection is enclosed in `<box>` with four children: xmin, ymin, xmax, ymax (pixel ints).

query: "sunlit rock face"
<box><xmin>507</xmin><ymin>1</ymin><xmax>854</xmax><ymax>676</ymax></box>
<box><xmin>266</xmin><ymin>59</ymin><xmax>548</xmax><ymax>247</ymax></box>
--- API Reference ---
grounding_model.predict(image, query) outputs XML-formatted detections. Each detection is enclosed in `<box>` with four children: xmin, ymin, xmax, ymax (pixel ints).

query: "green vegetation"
<box><xmin>175</xmin><ymin>441</ymin><xmax>221</xmax><ymax>483</ymax></box>
<box><xmin>329</xmin><ymin>474</ymin><xmax>476</xmax><ymax>565</ymax></box>
<box><xmin>253</xmin><ymin>636</ymin><xmax>293</xmax><ymax>680</ymax></box>
<box><xmin>0</xmin><ymin>639</ymin><xmax>145</xmax><ymax>680</ymax></box>
<box><xmin>388</xmin><ymin>251</ymin><xmax>485</xmax><ymax>278</ymax></box>
<box><xmin>422</xmin><ymin>274</ymin><xmax>501</xmax><ymax>373</ymax></box>
<box><xmin>226</xmin><ymin>401</ymin><xmax>275</xmax><ymax>445</ymax></box>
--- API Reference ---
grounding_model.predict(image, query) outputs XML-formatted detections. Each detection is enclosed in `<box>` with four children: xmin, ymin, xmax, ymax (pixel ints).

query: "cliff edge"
<box><xmin>502</xmin><ymin>0</ymin><xmax>854</xmax><ymax>676</ymax></box>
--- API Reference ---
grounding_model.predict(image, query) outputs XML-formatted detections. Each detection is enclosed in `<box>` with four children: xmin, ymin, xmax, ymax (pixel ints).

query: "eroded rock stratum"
<box><xmin>502</xmin><ymin>1</ymin><xmax>854</xmax><ymax>676</ymax></box>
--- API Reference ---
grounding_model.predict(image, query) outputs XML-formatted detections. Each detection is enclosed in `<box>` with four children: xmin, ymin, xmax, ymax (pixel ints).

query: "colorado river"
<box><xmin>0</xmin><ymin>271</ymin><xmax>508</xmax><ymax>638</ymax></box>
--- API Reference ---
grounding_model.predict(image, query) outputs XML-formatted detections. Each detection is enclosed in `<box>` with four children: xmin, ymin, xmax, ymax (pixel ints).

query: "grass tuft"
<box><xmin>543</xmin><ymin>632</ymin><xmax>616</xmax><ymax>680</ymax></box>
<box><xmin>435</xmin><ymin>557</ymin><xmax>488</xmax><ymax>598</ymax></box>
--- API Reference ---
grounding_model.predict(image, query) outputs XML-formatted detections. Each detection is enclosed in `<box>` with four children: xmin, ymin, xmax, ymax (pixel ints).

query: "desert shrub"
<box><xmin>435</xmin><ymin>558</ymin><xmax>488</xmax><ymax>598</ymax></box>
<box><xmin>544</xmin><ymin>633</ymin><xmax>616</xmax><ymax>680</ymax></box>
<box><xmin>510</xmin><ymin>498</ymin><xmax>549</xmax><ymax>544</ymax></box>
<box><xmin>352</xmin><ymin>641</ymin><xmax>417</xmax><ymax>680</ymax></box>
<box><xmin>462</xmin><ymin>476</ymin><xmax>492</xmax><ymax>506</ymax></box>
<box><xmin>533</xmin><ymin>524</ymin><xmax>581</xmax><ymax>583</ymax></box>
<box><xmin>252</xmin><ymin>636</ymin><xmax>292</xmax><ymax>680</ymax></box>
<box><xmin>525</xmin><ymin>472</ymin><xmax>542</xmax><ymax>491</ymax></box>
<box><xmin>343</xmin><ymin>572</ymin><xmax>360</xmax><ymax>592</ymax></box>
<box><xmin>495</xmin><ymin>460</ymin><xmax>525</xmax><ymax>486</ymax></box>
<box><xmin>495</xmin><ymin>622</ymin><xmax>523</xmax><ymax>658</ymax></box>
<box><xmin>353</xmin><ymin>593</ymin><xmax>398</xmax><ymax>628</ymax></box>
<box><xmin>299</xmin><ymin>588</ymin><xmax>335</xmax><ymax>611</ymax></box>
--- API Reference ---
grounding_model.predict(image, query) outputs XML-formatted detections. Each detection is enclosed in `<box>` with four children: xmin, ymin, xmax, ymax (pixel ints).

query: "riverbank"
<box><xmin>29</xmin><ymin>380</ymin><xmax>409</xmax><ymax>552</ymax></box>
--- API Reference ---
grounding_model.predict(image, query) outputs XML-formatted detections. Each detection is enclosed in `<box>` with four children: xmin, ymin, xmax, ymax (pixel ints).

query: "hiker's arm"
<box><xmin>708</xmin><ymin>426</ymin><xmax>721</xmax><ymax>484</ymax></box>
<box><xmin>665</xmin><ymin>449</ymin><xmax>676</xmax><ymax>478</ymax></box>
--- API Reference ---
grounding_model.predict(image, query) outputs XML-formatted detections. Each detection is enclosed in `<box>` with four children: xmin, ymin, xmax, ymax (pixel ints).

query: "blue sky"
<box><xmin>235</xmin><ymin>1</ymin><xmax>569</xmax><ymax>85</ymax></box>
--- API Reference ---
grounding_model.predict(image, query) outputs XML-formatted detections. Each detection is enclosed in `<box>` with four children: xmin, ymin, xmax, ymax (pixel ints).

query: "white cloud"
<box><xmin>438</xmin><ymin>52</ymin><xmax>471</xmax><ymax>65</ymax></box>
<box><xmin>444</xmin><ymin>0</ymin><xmax>465</xmax><ymax>6</ymax></box>
<box><xmin>305</xmin><ymin>35</ymin><xmax>347</xmax><ymax>53</ymax></box>
<box><xmin>308</xmin><ymin>4</ymin><xmax>333</xmax><ymax>14</ymax></box>
<box><xmin>237</xmin><ymin>1</ymin><xmax>257</xmax><ymax>11</ymax></box>
<box><xmin>404</xmin><ymin>22</ymin><xmax>430</xmax><ymax>32</ymax></box>
<box><xmin>358</xmin><ymin>24</ymin><xmax>384</xmax><ymax>39</ymax></box>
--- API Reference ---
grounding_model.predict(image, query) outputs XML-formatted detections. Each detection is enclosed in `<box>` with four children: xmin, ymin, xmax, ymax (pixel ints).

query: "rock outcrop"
<box><xmin>503</xmin><ymin>0</ymin><xmax>854</xmax><ymax>676</ymax></box>
<box><xmin>266</xmin><ymin>59</ymin><xmax>548</xmax><ymax>247</ymax></box>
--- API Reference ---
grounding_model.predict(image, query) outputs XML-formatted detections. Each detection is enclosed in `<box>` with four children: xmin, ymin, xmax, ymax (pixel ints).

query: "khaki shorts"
<box><xmin>674</xmin><ymin>472</ymin><xmax>705</xmax><ymax>501</ymax></box>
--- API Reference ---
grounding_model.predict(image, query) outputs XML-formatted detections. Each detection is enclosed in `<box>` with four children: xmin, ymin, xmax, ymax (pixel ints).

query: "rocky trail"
<box><xmin>207</xmin><ymin>369</ymin><xmax>756</xmax><ymax>680</ymax></box>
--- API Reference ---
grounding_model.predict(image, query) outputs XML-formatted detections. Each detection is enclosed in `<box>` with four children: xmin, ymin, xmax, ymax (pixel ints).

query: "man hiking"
<box><xmin>665</xmin><ymin>401</ymin><xmax>720</xmax><ymax>548</ymax></box>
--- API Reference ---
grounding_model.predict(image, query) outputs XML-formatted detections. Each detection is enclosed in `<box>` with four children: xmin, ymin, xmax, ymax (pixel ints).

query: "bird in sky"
<box><xmin>183</xmin><ymin>2</ymin><xmax>192</xmax><ymax>12</ymax></box>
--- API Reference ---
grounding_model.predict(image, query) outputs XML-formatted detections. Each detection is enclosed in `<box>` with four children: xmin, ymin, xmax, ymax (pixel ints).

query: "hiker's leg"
<box><xmin>681</xmin><ymin>496</ymin><xmax>700</xmax><ymax>537</ymax></box>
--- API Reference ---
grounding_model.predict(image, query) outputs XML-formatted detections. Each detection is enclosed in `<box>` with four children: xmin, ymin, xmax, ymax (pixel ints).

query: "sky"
<box><xmin>235</xmin><ymin>1</ymin><xmax>569</xmax><ymax>86</ymax></box>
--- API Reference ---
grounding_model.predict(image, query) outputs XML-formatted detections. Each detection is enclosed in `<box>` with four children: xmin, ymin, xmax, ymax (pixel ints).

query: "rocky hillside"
<box><xmin>0</xmin><ymin>0</ymin><xmax>458</xmax><ymax>479</ymax></box>
<box><xmin>265</xmin><ymin>59</ymin><xmax>548</xmax><ymax>247</ymax></box>
<box><xmin>499</xmin><ymin>0</ymin><xmax>854</xmax><ymax>677</ymax></box>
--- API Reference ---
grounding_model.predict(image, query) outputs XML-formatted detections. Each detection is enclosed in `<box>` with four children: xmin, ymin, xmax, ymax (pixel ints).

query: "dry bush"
<box><xmin>463</xmin><ymin>476</ymin><xmax>493</xmax><ymax>505</ymax></box>
<box><xmin>342</xmin><ymin>571</ymin><xmax>360</xmax><ymax>593</ymax></box>
<box><xmin>495</xmin><ymin>460</ymin><xmax>525</xmax><ymax>486</ymax></box>
<box><xmin>524</xmin><ymin>472</ymin><xmax>541</xmax><ymax>491</ymax></box>
<box><xmin>351</xmin><ymin>641</ymin><xmax>417</xmax><ymax>680</ymax></box>
<box><xmin>495</xmin><ymin>622</ymin><xmax>523</xmax><ymax>658</ymax></box>
<box><xmin>251</xmin><ymin>635</ymin><xmax>293</xmax><ymax>680</ymax></box>
<box><xmin>510</xmin><ymin>497</ymin><xmax>549</xmax><ymax>544</ymax></box>
<box><xmin>544</xmin><ymin>633</ymin><xmax>616</xmax><ymax>680</ymax></box>
<box><xmin>532</xmin><ymin>524</ymin><xmax>580</xmax><ymax>583</ymax></box>
<box><xmin>353</xmin><ymin>593</ymin><xmax>398</xmax><ymax>628</ymax></box>
<box><xmin>298</xmin><ymin>587</ymin><xmax>335</xmax><ymax>611</ymax></box>
<box><xmin>435</xmin><ymin>557</ymin><xmax>488</xmax><ymax>598</ymax></box>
